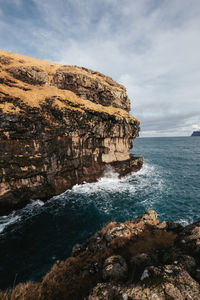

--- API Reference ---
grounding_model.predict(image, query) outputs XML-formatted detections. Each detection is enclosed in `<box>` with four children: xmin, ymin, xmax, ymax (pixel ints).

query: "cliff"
<box><xmin>191</xmin><ymin>131</ymin><xmax>200</xmax><ymax>136</ymax></box>
<box><xmin>0</xmin><ymin>50</ymin><xmax>143</xmax><ymax>214</ymax></box>
<box><xmin>1</xmin><ymin>210</ymin><xmax>200</xmax><ymax>299</ymax></box>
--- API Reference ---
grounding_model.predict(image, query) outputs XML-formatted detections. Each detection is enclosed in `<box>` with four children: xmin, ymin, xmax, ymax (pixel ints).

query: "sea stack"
<box><xmin>191</xmin><ymin>131</ymin><xmax>200</xmax><ymax>136</ymax></box>
<box><xmin>0</xmin><ymin>50</ymin><xmax>143</xmax><ymax>214</ymax></box>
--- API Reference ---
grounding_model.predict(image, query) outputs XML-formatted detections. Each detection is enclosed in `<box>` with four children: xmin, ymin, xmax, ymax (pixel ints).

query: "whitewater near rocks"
<box><xmin>0</xmin><ymin>136</ymin><xmax>199</xmax><ymax>294</ymax></box>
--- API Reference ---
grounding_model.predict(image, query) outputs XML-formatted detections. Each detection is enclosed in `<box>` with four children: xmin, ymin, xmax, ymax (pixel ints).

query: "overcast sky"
<box><xmin>0</xmin><ymin>0</ymin><xmax>200</xmax><ymax>136</ymax></box>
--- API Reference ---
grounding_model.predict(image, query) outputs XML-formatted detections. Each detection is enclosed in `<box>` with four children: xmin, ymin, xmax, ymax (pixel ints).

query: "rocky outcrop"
<box><xmin>51</xmin><ymin>66</ymin><xmax>130</xmax><ymax>111</ymax></box>
<box><xmin>191</xmin><ymin>131</ymin><xmax>200</xmax><ymax>136</ymax></box>
<box><xmin>2</xmin><ymin>210</ymin><xmax>200</xmax><ymax>299</ymax></box>
<box><xmin>7</xmin><ymin>66</ymin><xmax>49</xmax><ymax>85</ymax></box>
<box><xmin>0</xmin><ymin>50</ymin><xmax>143</xmax><ymax>214</ymax></box>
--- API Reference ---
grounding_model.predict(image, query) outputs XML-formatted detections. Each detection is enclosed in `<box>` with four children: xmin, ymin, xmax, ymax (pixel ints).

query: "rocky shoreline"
<box><xmin>1</xmin><ymin>210</ymin><xmax>200</xmax><ymax>299</ymax></box>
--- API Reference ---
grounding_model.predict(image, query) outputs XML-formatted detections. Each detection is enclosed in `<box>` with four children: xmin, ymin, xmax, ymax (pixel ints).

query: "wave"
<box><xmin>0</xmin><ymin>200</ymin><xmax>44</xmax><ymax>235</ymax></box>
<box><xmin>72</xmin><ymin>162</ymin><xmax>162</xmax><ymax>195</ymax></box>
<box><xmin>0</xmin><ymin>214</ymin><xmax>21</xmax><ymax>234</ymax></box>
<box><xmin>67</xmin><ymin>162</ymin><xmax>165</xmax><ymax>217</ymax></box>
<box><xmin>0</xmin><ymin>162</ymin><xmax>164</xmax><ymax>234</ymax></box>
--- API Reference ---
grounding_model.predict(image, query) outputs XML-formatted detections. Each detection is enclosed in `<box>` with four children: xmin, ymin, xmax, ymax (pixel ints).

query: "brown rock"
<box><xmin>179</xmin><ymin>255</ymin><xmax>196</xmax><ymax>273</ymax></box>
<box><xmin>51</xmin><ymin>67</ymin><xmax>130</xmax><ymax>111</ymax></box>
<box><xmin>7</xmin><ymin>66</ymin><xmax>48</xmax><ymax>85</ymax></box>
<box><xmin>156</xmin><ymin>221</ymin><xmax>167</xmax><ymax>229</ymax></box>
<box><xmin>175</xmin><ymin>223</ymin><xmax>200</xmax><ymax>255</ymax></box>
<box><xmin>102</xmin><ymin>255</ymin><xmax>128</xmax><ymax>281</ymax></box>
<box><xmin>0</xmin><ymin>55</ymin><xmax>13</xmax><ymax>65</ymax></box>
<box><xmin>87</xmin><ymin>283</ymin><xmax>114</xmax><ymax>300</ymax></box>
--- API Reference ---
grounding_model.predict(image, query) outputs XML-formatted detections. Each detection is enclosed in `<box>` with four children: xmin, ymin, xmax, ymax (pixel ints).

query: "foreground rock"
<box><xmin>0</xmin><ymin>50</ymin><xmax>143</xmax><ymax>214</ymax></box>
<box><xmin>1</xmin><ymin>210</ymin><xmax>200</xmax><ymax>299</ymax></box>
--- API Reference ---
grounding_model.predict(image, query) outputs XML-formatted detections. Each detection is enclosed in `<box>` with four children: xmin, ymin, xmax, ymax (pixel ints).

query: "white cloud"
<box><xmin>1</xmin><ymin>0</ymin><xmax>200</xmax><ymax>136</ymax></box>
<box><xmin>192</xmin><ymin>124</ymin><xmax>200</xmax><ymax>130</ymax></box>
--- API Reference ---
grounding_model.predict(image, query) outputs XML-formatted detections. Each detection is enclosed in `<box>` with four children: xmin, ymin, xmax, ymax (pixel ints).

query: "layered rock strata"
<box><xmin>1</xmin><ymin>210</ymin><xmax>200</xmax><ymax>299</ymax></box>
<box><xmin>0</xmin><ymin>50</ymin><xmax>143</xmax><ymax>214</ymax></box>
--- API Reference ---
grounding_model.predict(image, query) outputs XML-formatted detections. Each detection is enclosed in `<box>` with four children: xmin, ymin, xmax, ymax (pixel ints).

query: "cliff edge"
<box><xmin>0</xmin><ymin>50</ymin><xmax>143</xmax><ymax>214</ymax></box>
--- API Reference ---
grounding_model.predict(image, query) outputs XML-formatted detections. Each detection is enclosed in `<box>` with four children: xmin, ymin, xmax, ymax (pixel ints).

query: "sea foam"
<box><xmin>0</xmin><ymin>162</ymin><xmax>163</xmax><ymax>234</ymax></box>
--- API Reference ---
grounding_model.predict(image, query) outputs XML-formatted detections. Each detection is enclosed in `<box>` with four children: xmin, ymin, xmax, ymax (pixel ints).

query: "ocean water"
<box><xmin>0</xmin><ymin>136</ymin><xmax>200</xmax><ymax>289</ymax></box>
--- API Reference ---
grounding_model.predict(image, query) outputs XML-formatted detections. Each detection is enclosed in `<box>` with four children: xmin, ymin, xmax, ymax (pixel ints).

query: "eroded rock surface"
<box><xmin>1</xmin><ymin>210</ymin><xmax>200</xmax><ymax>300</ymax></box>
<box><xmin>7</xmin><ymin>66</ymin><xmax>49</xmax><ymax>85</ymax></box>
<box><xmin>0</xmin><ymin>50</ymin><xmax>143</xmax><ymax>214</ymax></box>
<box><xmin>51</xmin><ymin>66</ymin><xmax>130</xmax><ymax>111</ymax></box>
<box><xmin>102</xmin><ymin>255</ymin><xmax>128</xmax><ymax>281</ymax></box>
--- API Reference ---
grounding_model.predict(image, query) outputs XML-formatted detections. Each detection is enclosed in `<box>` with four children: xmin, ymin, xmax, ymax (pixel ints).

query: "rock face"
<box><xmin>0</xmin><ymin>50</ymin><xmax>143</xmax><ymax>214</ymax></box>
<box><xmin>7</xmin><ymin>66</ymin><xmax>49</xmax><ymax>85</ymax></box>
<box><xmin>191</xmin><ymin>131</ymin><xmax>200</xmax><ymax>136</ymax></box>
<box><xmin>51</xmin><ymin>66</ymin><xmax>131</xmax><ymax>111</ymax></box>
<box><xmin>102</xmin><ymin>255</ymin><xmax>128</xmax><ymax>281</ymax></box>
<box><xmin>2</xmin><ymin>210</ymin><xmax>200</xmax><ymax>300</ymax></box>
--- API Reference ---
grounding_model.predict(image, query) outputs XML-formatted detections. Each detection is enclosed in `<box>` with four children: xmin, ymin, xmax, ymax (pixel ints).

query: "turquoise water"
<box><xmin>0</xmin><ymin>136</ymin><xmax>200</xmax><ymax>289</ymax></box>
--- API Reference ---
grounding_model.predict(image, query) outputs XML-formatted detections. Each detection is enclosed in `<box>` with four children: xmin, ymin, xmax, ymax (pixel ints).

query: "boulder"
<box><xmin>102</xmin><ymin>255</ymin><xmax>128</xmax><ymax>282</ymax></box>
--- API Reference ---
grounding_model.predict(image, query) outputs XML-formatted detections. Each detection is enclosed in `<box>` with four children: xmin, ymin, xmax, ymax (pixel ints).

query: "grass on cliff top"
<box><xmin>0</xmin><ymin>49</ymin><xmax>125</xmax><ymax>91</ymax></box>
<box><xmin>0</xmin><ymin>50</ymin><xmax>139</xmax><ymax>123</ymax></box>
<box><xmin>0</xmin><ymin>80</ymin><xmax>138</xmax><ymax>122</ymax></box>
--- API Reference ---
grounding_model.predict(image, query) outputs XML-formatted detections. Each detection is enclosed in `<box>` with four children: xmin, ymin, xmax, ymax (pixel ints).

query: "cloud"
<box><xmin>2</xmin><ymin>0</ymin><xmax>23</xmax><ymax>6</ymax></box>
<box><xmin>192</xmin><ymin>124</ymin><xmax>200</xmax><ymax>130</ymax></box>
<box><xmin>0</xmin><ymin>0</ymin><xmax>200</xmax><ymax>136</ymax></box>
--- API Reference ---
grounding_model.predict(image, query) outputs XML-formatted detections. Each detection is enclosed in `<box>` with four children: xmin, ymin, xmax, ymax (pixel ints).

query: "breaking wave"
<box><xmin>0</xmin><ymin>162</ymin><xmax>164</xmax><ymax>235</ymax></box>
<box><xmin>0</xmin><ymin>136</ymin><xmax>200</xmax><ymax>289</ymax></box>
<box><xmin>0</xmin><ymin>200</ymin><xmax>44</xmax><ymax>236</ymax></box>
<box><xmin>0</xmin><ymin>214</ymin><xmax>21</xmax><ymax>234</ymax></box>
<box><xmin>70</xmin><ymin>162</ymin><xmax>165</xmax><ymax>216</ymax></box>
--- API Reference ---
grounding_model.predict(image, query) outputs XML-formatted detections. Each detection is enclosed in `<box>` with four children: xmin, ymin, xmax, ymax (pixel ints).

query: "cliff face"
<box><xmin>2</xmin><ymin>210</ymin><xmax>200</xmax><ymax>299</ymax></box>
<box><xmin>0</xmin><ymin>50</ymin><xmax>143</xmax><ymax>214</ymax></box>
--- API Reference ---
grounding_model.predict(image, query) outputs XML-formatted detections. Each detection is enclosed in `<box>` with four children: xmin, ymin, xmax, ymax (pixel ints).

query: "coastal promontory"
<box><xmin>0</xmin><ymin>50</ymin><xmax>143</xmax><ymax>214</ymax></box>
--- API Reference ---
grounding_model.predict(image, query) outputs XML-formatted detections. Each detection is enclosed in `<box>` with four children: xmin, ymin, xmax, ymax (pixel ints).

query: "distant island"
<box><xmin>191</xmin><ymin>130</ymin><xmax>200</xmax><ymax>136</ymax></box>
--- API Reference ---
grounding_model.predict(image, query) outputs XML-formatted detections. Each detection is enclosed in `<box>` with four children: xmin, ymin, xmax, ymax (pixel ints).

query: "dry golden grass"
<box><xmin>0</xmin><ymin>50</ymin><xmax>124</xmax><ymax>91</ymax></box>
<box><xmin>0</xmin><ymin>102</ymin><xmax>21</xmax><ymax>114</ymax></box>
<box><xmin>0</xmin><ymin>50</ymin><xmax>139</xmax><ymax>123</ymax></box>
<box><xmin>0</xmin><ymin>49</ymin><xmax>59</xmax><ymax>75</ymax></box>
<box><xmin>0</xmin><ymin>282</ymin><xmax>39</xmax><ymax>300</ymax></box>
<box><xmin>127</xmin><ymin>229</ymin><xmax>176</xmax><ymax>256</ymax></box>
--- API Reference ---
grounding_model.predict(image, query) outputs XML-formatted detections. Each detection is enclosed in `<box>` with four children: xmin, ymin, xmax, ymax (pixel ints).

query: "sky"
<box><xmin>0</xmin><ymin>0</ymin><xmax>200</xmax><ymax>137</ymax></box>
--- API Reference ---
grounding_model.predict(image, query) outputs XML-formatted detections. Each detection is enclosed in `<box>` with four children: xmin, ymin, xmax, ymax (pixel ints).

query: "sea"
<box><xmin>0</xmin><ymin>136</ymin><xmax>200</xmax><ymax>289</ymax></box>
